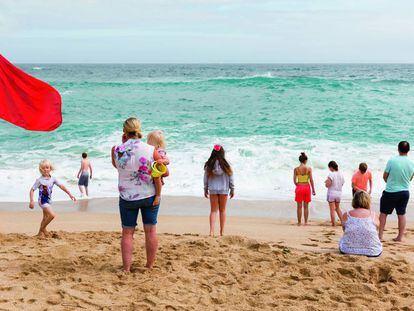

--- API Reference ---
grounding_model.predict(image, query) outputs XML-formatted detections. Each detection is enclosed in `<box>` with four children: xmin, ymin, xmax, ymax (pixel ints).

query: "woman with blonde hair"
<box><xmin>111</xmin><ymin>117</ymin><xmax>166</xmax><ymax>271</ymax></box>
<box><xmin>339</xmin><ymin>191</ymin><xmax>382</xmax><ymax>257</ymax></box>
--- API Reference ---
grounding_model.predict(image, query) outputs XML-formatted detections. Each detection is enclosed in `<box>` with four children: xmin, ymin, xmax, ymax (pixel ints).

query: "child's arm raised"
<box><xmin>57</xmin><ymin>184</ymin><xmax>76</xmax><ymax>202</ymax></box>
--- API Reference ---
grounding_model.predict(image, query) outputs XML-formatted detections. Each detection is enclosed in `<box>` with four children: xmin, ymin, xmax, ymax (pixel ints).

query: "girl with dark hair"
<box><xmin>325</xmin><ymin>160</ymin><xmax>345</xmax><ymax>226</ymax></box>
<box><xmin>204</xmin><ymin>144</ymin><xmax>234</xmax><ymax>236</ymax></box>
<box><xmin>293</xmin><ymin>152</ymin><xmax>315</xmax><ymax>226</ymax></box>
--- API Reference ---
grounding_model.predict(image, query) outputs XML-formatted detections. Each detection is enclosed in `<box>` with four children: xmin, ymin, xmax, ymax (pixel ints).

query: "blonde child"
<box><xmin>204</xmin><ymin>145</ymin><xmax>234</xmax><ymax>236</ymax></box>
<box><xmin>147</xmin><ymin>130</ymin><xmax>170</xmax><ymax>206</ymax></box>
<box><xmin>29</xmin><ymin>160</ymin><xmax>76</xmax><ymax>237</ymax></box>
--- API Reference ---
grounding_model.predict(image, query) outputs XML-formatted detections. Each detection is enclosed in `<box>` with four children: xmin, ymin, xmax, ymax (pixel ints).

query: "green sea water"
<box><xmin>1</xmin><ymin>64</ymin><xmax>414</xmax><ymax>204</ymax></box>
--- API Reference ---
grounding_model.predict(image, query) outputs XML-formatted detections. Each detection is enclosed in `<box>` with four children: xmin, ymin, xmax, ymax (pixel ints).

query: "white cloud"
<box><xmin>1</xmin><ymin>0</ymin><xmax>414</xmax><ymax>62</ymax></box>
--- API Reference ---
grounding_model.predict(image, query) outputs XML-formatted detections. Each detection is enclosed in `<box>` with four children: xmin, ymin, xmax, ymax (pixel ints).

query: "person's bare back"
<box><xmin>80</xmin><ymin>158</ymin><xmax>91</xmax><ymax>173</ymax></box>
<box><xmin>77</xmin><ymin>153</ymin><xmax>93</xmax><ymax>197</ymax></box>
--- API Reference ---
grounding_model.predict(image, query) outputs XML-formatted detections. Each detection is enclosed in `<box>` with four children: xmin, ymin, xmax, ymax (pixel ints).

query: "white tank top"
<box><xmin>114</xmin><ymin>139</ymin><xmax>155</xmax><ymax>201</ymax></box>
<box><xmin>339</xmin><ymin>211</ymin><xmax>382</xmax><ymax>257</ymax></box>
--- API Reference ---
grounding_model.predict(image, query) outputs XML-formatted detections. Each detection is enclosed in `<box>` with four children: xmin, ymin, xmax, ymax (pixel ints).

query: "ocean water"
<box><xmin>1</xmin><ymin>64</ymin><xmax>414</xmax><ymax>203</ymax></box>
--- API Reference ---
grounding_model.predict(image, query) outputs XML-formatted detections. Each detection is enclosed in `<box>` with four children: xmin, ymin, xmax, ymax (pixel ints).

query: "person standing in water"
<box><xmin>293</xmin><ymin>152</ymin><xmax>316</xmax><ymax>226</ymax></box>
<box><xmin>77</xmin><ymin>152</ymin><xmax>93</xmax><ymax>197</ymax></box>
<box><xmin>325</xmin><ymin>161</ymin><xmax>345</xmax><ymax>226</ymax></box>
<box><xmin>379</xmin><ymin>141</ymin><xmax>414</xmax><ymax>242</ymax></box>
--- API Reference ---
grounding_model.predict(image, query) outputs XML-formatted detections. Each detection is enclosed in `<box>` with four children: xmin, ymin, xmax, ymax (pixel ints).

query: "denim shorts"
<box><xmin>119</xmin><ymin>196</ymin><xmax>160</xmax><ymax>228</ymax></box>
<box><xmin>380</xmin><ymin>191</ymin><xmax>409</xmax><ymax>216</ymax></box>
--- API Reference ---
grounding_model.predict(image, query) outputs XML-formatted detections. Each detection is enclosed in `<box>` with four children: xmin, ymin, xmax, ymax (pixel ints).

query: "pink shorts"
<box><xmin>295</xmin><ymin>184</ymin><xmax>311</xmax><ymax>203</ymax></box>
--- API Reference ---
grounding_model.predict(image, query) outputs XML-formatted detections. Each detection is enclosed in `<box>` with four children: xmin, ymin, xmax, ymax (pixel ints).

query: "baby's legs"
<box><xmin>296</xmin><ymin>202</ymin><xmax>303</xmax><ymax>225</ymax></box>
<box><xmin>303</xmin><ymin>202</ymin><xmax>309</xmax><ymax>225</ymax></box>
<box><xmin>38</xmin><ymin>207</ymin><xmax>56</xmax><ymax>237</ymax></box>
<box><xmin>153</xmin><ymin>177</ymin><xmax>162</xmax><ymax>205</ymax></box>
<box><xmin>328</xmin><ymin>202</ymin><xmax>336</xmax><ymax>226</ymax></box>
<box><xmin>335</xmin><ymin>202</ymin><xmax>343</xmax><ymax>224</ymax></box>
<box><xmin>218</xmin><ymin>194</ymin><xmax>228</xmax><ymax>236</ymax></box>
<box><xmin>209</xmin><ymin>194</ymin><xmax>219</xmax><ymax>236</ymax></box>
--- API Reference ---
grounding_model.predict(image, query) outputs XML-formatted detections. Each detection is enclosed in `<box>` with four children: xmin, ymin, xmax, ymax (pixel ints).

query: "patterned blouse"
<box><xmin>114</xmin><ymin>139</ymin><xmax>155</xmax><ymax>201</ymax></box>
<box><xmin>339</xmin><ymin>211</ymin><xmax>382</xmax><ymax>257</ymax></box>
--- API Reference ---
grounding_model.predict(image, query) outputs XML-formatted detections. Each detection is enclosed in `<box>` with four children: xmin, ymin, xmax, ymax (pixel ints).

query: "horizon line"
<box><xmin>15</xmin><ymin>62</ymin><xmax>414</xmax><ymax>65</ymax></box>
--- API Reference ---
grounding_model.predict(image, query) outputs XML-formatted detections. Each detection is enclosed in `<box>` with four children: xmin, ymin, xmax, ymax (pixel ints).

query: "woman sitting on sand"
<box><xmin>293</xmin><ymin>152</ymin><xmax>315</xmax><ymax>226</ymax></box>
<box><xmin>339</xmin><ymin>191</ymin><xmax>382</xmax><ymax>257</ymax></box>
<box><xmin>111</xmin><ymin>117</ymin><xmax>165</xmax><ymax>272</ymax></box>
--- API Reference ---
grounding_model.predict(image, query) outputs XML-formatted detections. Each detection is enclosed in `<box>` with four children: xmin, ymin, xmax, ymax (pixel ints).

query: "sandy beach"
<box><xmin>0</xmin><ymin>199</ymin><xmax>414</xmax><ymax>310</ymax></box>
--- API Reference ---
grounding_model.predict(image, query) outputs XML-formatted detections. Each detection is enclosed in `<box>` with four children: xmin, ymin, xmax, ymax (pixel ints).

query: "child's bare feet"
<box><xmin>209</xmin><ymin>232</ymin><xmax>214</xmax><ymax>237</ymax></box>
<box><xmin>297</xmin><ymin>222</ymin><xmax>302</xmax><ymax>226</ymax></box>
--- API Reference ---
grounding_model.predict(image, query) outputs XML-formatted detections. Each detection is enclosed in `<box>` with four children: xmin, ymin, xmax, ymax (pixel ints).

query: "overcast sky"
<box><xmin>1</xmin><ymin>0</ymin><xmax>413</xmax><ymax>63</ymax></box>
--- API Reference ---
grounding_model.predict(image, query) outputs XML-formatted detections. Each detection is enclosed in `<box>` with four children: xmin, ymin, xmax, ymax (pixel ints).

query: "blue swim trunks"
<box><xmin>119</xmin><ymin>196</ymin><xmax>160</xmax><ymax>228</ymax></box>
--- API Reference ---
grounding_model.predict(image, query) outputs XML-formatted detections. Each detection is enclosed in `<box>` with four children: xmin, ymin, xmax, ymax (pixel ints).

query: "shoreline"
<box><xmin>0</xmin><ymin>195</ymin><xmax>400</xmax><ymax>220</ymax></box>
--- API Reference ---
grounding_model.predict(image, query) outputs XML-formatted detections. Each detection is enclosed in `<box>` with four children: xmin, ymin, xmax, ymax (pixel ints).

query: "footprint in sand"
<box><xmin>301</xmin><ymin>243</ymin><xmax>318</xmax><ymax>247</ymax></box>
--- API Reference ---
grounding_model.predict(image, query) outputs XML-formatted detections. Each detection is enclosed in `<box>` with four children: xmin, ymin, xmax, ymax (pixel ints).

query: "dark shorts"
<box><xmin>119</xmin><ymin>196</ymin><xmax>160</xmax><ymax>228</ymax></box>
<box><xmin>380</xmin><ymin>191</ymin><xmax>409</xmax><ymax>216</ymax></box>
<box><xmin>78</xmin><ymin>172</ymin><xmax>89</xmax><ymax>187</ymax></box>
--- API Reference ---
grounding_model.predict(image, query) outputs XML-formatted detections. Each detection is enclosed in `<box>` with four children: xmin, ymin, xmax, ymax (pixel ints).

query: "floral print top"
<box><xmin>114</xmin><ymin>139</ymin><xmax>155</xmax><ymax>201</ymax></box>
<box><xmin>339</xmin><ymin>211</ymin><xmax>382</xmax><ymax>257</ymax></box>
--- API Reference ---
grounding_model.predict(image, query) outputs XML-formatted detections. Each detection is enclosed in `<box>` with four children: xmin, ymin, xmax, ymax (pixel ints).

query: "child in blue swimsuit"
<box><xmin>29</xmin><ymin>159</ymin><xmax>76</xmax><ymax>237</ymax></box>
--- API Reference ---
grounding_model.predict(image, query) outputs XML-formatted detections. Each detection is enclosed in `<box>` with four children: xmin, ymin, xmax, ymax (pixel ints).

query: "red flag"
<box><xmin>0</xmin><ymin>54</ymin><xmax>62</xmax><ymax>131</ymax></box>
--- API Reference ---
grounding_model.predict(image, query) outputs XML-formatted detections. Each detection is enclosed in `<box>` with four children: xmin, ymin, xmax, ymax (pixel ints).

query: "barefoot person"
<box><xmin>325</xmin><ymin>161</ymin><xmax>345</xmax><ymax>226</ymax></box>
<box><xmin>379</xmin><ymin>141</ymin><xmax>414</xmax><ymax>242</ymax></box>
<box><xmin>77</xmin><ymin>152</ymin><xmax>93</xmax><ymax>197</ymax></box>
<box><xmin>339</xmin><ymin>191</ymin><xmax>382</xmax><ymax>257</ymax></box>
<box><xmin>111</xmin><ymin>117</ymin><xmax>165</xmax><ymax>272</ymax></box>
<box><xmin>293</xmin><ymin>152</ymin><xmax>315</xmax><ymax>226</ymax></box>
<box><xmin>29</xmin><ymin>159</ymin><xmax>76</xmax><ymax>237</ymax></box>
<box><xmin>204</xmin><ymin>144</ymin><xmax>234</xmax><ymax>236</ymax></box>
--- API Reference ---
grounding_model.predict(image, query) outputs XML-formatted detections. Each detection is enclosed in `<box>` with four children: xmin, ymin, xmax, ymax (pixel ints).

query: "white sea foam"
<box><xmin>0</xmin><ymin>132</ymin><xmax>407</xmax><ymax>204</ymax></box>
<box><xmin>32</xmin><ymin>66</ymin><xmax>43</xmax><ymax>70</ymax></box>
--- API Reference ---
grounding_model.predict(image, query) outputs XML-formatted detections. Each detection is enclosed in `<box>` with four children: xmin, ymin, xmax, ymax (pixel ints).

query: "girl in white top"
<box><xmin>325</xmin><ymin>161</ymin><xmax>345</xmax><ymax>226</ymax></box>
<box><xmin>339</xmin><ymin>191</ymin><xmax>382</xmax><ymax>257</ymax></box>
<box><xmin>29</xmin><ymin>159</ymin><xmax>76</xmax><ymax>237</ymax></box>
